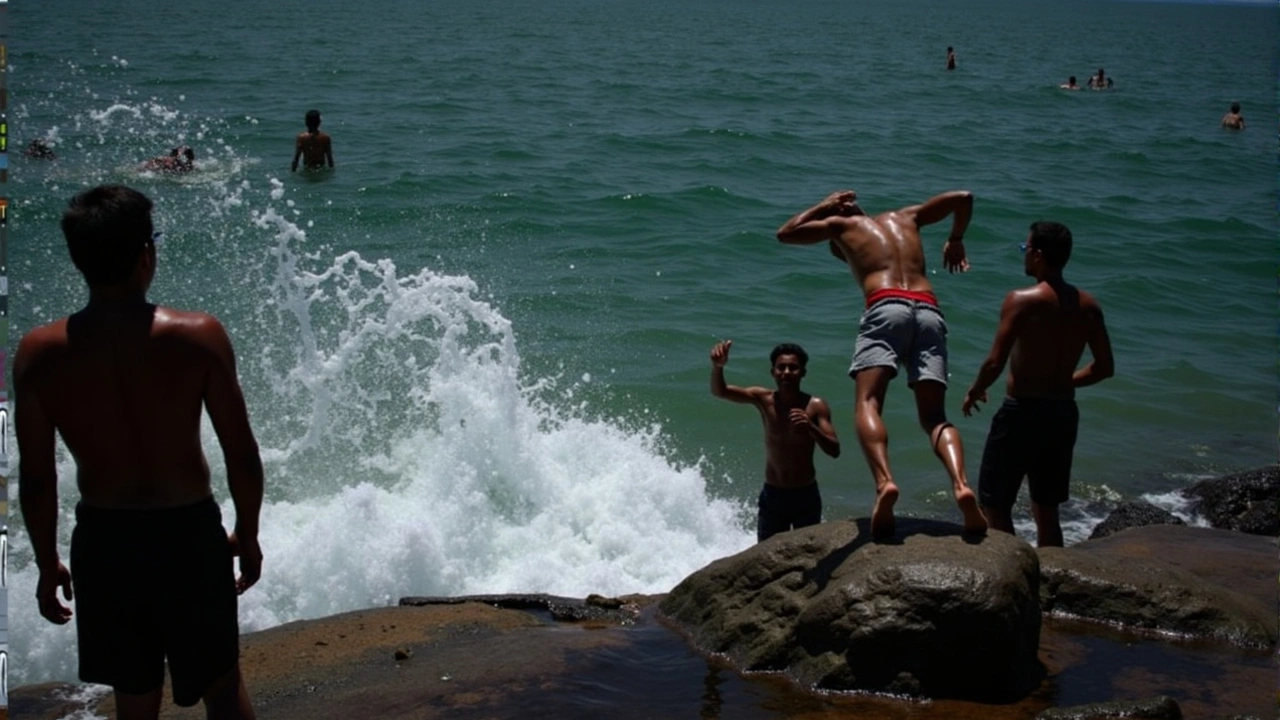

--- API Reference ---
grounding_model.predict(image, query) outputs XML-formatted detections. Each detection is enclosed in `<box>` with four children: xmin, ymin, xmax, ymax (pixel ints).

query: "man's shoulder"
<box><xmin>153</xmin><ymin>307</ymin><xmax>228</xmax><ymax>338</ymax></box>
<box><xmin>17</xmin><ymin>317</ymin><xmax>70</xmax><ymax>353</ymax></box>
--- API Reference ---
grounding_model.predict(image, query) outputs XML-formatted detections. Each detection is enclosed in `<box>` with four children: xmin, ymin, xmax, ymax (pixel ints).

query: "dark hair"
<box><xmin>1230</xmin><ymin>102</ymin><xmax>1240</xmax><ymax>113</ymax></box>
<box><xmin>1028</xmin><ymin>221</ymin><xmax>1073</xmax><ymax>269</ymax></box>
<box><xmin>62</xmin><ymin>185</ymin><xmax>154</xmax><ymax>285</ymax></box>
<box><xmin>770</xmin><ymin>343</ymin><xmax>808</xmax><ymax>368</ymax></box>
<box><xmin>1068</xmin><ymin>76</ymin><xmax>1076</xmax><ymax>83</ymax></box>
<box><xmin>305</xmin><ymin>109</ymin><xmax>321</xmax><ymax>130</ymax></box>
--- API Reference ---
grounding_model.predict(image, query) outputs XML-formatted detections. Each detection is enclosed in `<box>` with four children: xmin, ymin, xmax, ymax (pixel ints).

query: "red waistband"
<box><xmin>865</xmin><ymin>288</ymin><xmax>939</xmax><ymax>309</ymax></box>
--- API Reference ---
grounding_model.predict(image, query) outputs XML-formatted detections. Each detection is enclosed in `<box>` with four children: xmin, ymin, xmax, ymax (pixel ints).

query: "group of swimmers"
<box><xmin>19</xmin><ymin>108</ymin><xmax>338</xmax><ymax>173</ymax></box>
<box><xmin>1058</xmin><ymin>68</ymin><xmax>1115</xmax><ymax>90</ymax></box>
<box><xmin>712</xmin><ymin>189</ymin><xmax>1113</xmax><ymax>549</ymax></box>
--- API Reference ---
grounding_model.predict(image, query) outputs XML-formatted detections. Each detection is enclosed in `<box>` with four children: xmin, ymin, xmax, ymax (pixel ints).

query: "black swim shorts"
<box><xmin>977</xmin><ymin>397</ymin><xmax>1080</xmax><ymax>511</ymax></box>
<box><xmin>757</xmin><ymin>483</ymin><xmax>822</xmax><ymax>542</ymax></box>
<box><xmin>70</xmin><ymin>496</ymin><xmax>239</xmax><ymax>706</ymax></box>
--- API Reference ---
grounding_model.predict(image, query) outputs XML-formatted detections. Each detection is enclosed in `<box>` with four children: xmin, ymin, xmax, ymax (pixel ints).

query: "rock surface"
<box><xmin>658</xmin><ymin>518</ymin><xmax>1042</xmax><ymax>701</ymax></box>
<box><xmin>1180</xmin><ymin>465</ymin><xmax>1279</xmax><ymax>535</ymax></box>
<box><xmin>1088</xmin><ymin>500</ymin><xmax>1184</xmax><ymax>539</ymax></box>
<box><xmin>1034</xmin><ymin>694</ymin><xmax>1182</xmax><ymax>719</ymax></box>
<box><xmin>1040</xmin><ymin>525</ymin><xmax>1275</xmax><ymax>649</ymax></box>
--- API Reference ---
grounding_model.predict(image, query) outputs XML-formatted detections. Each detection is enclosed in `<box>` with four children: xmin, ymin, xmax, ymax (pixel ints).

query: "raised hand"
<box><xmin>710</xmin><ymin>339</ymin><xmax>733</xmax><ymax>368</ymax></box>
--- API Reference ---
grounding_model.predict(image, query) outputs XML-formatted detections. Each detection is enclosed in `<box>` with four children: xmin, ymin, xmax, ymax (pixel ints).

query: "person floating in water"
<box><xmin>23</xmin><ymin>138</ymin><xmax>57</xmax><ymax>160</ymax></box>
<box><xmin>962</xmin><ymin>221</ymin><xmax>1113</xmax><ymax>548</ymax></box>
<box><xmin>1059</xmin><ymin>76</ymin><xmax>1080</xmax><ymax>90</ymax></box>
<box><xmin>1220</xmin><ymin>102</ymin><xmax>1245</xmax><ymax>130</ymax></box>
<box><xmin>141</xmin><ymin>145</ymin><xmax>195</xmax><ymax>174</ymax></box>
<box><xmin>777</xmin><ymin>189</ymin><xmax>988</xmax><ymax>540</ymax></box>
<box><xmin>709</xmin><ymin>340</ymin><xmax>840</xmax><ymax>542</ymax></box>
<box><xmin>946</xmin><ymin>46</ymin><xmax>957</xmax><ymax>70</ymax></box>
<box><xmin>1087</xmin><ymin>68</ymin><xmax>1113</xmax><ymax>90</ymax></box>
<box><xmin>16</xmin><ymin>185</ymin><xmax>264</xmax><ymax>719</ymax></box>
<box><xmin>291</xmin><ymin>109</ymin><xmax>335</xmax><ymax>171</ymax></box>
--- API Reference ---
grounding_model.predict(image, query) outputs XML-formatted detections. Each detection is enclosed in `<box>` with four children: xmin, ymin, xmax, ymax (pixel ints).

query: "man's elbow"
<box><xmin>1096</xmin><ymin>360</ymin><xmax>1115</xmax><ymax>381</ymax></box>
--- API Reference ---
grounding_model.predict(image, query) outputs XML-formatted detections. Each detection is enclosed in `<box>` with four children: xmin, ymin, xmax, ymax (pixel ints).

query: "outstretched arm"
<box><xmin>710</xmin><ymin>340</ymin><xmax>769</xmax><ymax>406</ymax></box>
<box><xmin>199</xmin><ymin>316</ymin><xmax>265</xmax><ymax>594</ymax></box>
<box><xmin>777</xmin><ymin>191</ymin><xmax>857</xmax><ymax>245</ymax></box>
<box><xmin>1072</xmin><ymin>301</ymin><xmax>1114</xmax><ymax>388</ymax></box>
<box><xmin>15</xmin><ymin>332</ymin><xmax>74</xmax><ymax>625</ymax></box>
<box><xmin>962</xmin><ymin>291</ymin><xmax>1023</xmax><ymax>416</ymax></box>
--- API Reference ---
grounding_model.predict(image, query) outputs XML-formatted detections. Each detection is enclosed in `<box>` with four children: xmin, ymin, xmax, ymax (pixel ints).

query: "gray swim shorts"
<box><xmin>848</xmin><ymin>295</ymin><xmax>949</xmax><ymax>386</ymax></box>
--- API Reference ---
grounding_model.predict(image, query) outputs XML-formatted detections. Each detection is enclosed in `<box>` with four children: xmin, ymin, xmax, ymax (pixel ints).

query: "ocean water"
<box><xmin>5</xmin><ymin>0</ymin><xmax>1276</xmax><ymax>693</ymax></box>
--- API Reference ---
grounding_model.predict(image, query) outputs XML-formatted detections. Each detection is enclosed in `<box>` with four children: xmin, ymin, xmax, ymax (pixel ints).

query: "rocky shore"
<box><xmin>11</xmin><ymin>466</ymin><xmax>1277</xmax><ymax>719</ymax></box>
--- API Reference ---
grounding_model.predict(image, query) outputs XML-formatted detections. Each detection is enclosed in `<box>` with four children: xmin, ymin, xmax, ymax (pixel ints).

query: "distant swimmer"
<box><xmin>777</xmin><ymin>189</ymin><xmax>988</xmax><ymax>539</ymax></box>
<box><xmin>1087</xmin><ymin>68</ymin><xmax>1113</xmax><ymax>90</ymax></box>
<box><xmin>946</xmin><ymin>46</ymin><xmax>957</xmax><ymax>70</ymax></box>
<box><xmin>141</xmin><ymin>145</ymin><xmax>195</xmax><ymax>174</ymax></box>
<box><xmin>291</xmin><ymin>109</ymin><xmax>334</xmax><ymax>171</ymax></box>
<box><xmin>962</xmin><ymin>221</ymin><xmax>1114</xmax><ymax>548</ymax></box>
<box><xmin>1221</xmin><ymin>102</ymin><xmax>1245</xmax><ymax>130</ymax></box>
<box><xmin>16</xmin><ymin>185</ymin><xmax>264</xmax><ymax>718</ymax></box>
<box><xmin>1059</xmin><ymin>76</ymin><xmax>1080</xmax><ymax>91</ymax></box>
<box><xmin>23</xmin><ymin>138</ymin><xmax>57</xmax><ymax>160</ymax></box>
<box><xmin>709</xmin><ymin>340</ymin><xmax>840</xmax><ymax>542</ymax></box>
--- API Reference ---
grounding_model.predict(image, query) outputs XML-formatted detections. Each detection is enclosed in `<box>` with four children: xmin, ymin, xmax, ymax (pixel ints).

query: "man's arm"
<box><xmin>709</xmin><ymin>340</ymin><xmax>769</xmax><ymax>406</ymax></box>
<box><xmin>905</xmin><ymin>190</ymin><xmax>973</xmax><ymax>272</ymax></box>
<box><xmin>804</xmin><ymin>397</ymin><xmax>840</xmax><ymax>459</ymax></box>
<box><xmin>14</xmin><ymin>332</ymin><xmax>75</xmax><ymax>624</ymax></box>
<box><xmin>1072</xmin><ymin>301</ymin><xmax>1114</xmax><ymax>388</ymax></box>
<box><xmin>197</xmin><ymin>316</ymin><xmax>265</xmax><ymax>594</ymax></box>
<box><xmin>324</xmin><ymin>135</ymin><xmax>334</xmax><ymax>168</ymax></box>
<box><xmin>291</xmin><ymin>136</ymin><xmax>303</xmax><ymax>172</ymax></box>
<box><xmin>776</xmin><ymin>191</ymin><xmax>857</xmax><ymax>245</ymax></box>
<box><xmin>962</xmin><ymin>291</ymin><xmax>1024</xmax><ymax>416</ymax></box>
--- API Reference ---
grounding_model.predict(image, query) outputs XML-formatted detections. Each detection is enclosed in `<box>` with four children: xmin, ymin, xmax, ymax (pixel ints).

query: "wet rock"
<box><xmin>1035</xmin><ymin>694</ymin><xmax>1181</xmax><ymax>719</ymax></box>
<box><xmin>658</xmin><ymin>518</ymin><xmax>1042</xmax><ymax>701</ymax></box>
<box><xmin>1181</xmin><ymin>465</ymin><xmax>1279</xmax><ymax>536</ymax></box>
<box><xmin>398</xmin><ymin>593</ymin><xmax>642</xmax><ymax>625</ymax></box>
<box><xmin>1089</xmin><ymin>500</ymin><xmax>1184</xmax><ymax>539</ymax></box>
<box><xmin>1040</xmin><ymin>525</ymin><xmax>1275</xmax><ymax>649</ymax></box>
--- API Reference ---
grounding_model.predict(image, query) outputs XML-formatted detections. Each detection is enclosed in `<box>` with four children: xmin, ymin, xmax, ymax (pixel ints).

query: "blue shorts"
<box><xmin>757</xmin><ymin>483</ymin><xmax>822</xmax><ymax>542</ymax></box>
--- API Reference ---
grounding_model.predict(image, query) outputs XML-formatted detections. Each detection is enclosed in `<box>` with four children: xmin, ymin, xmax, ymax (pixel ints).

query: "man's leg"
<box><xmin>854</xmin><ymin>367</ymin><xmax>898</xmax><ymax>538</ymax></box>
<box><xmin>1030</xmin><ymin>501</ymin><xmax>1063</xmax><ymax>548</ymax></box>
<box><xmin>982</xmin><ymin>504</ymin><xmax>1016</xmax><ymax>534</ymax></box>
<box><xmin>913</xmin><ymin>380</ymin><xmax>987</xmax><ymax>534</ymax></box>
<box><xmin>202</xmin><ymin>664</ymin><xmax>257</xmax><ymax>720</ymax></box>
<box><xmin>114</xmin><ymin>688</ymin><xmax>163</xmax><ymax>720</ymax></box>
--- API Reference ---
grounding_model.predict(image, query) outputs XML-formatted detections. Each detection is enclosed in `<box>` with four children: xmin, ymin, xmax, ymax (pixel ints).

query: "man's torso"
<box><xmin>758</xmin><ymin>391</ymin><xmax>819</xmax><ymax>488</ymax></box>
<box><xmin>1007</xmin><ymin>282</ymin><xmax>1097</xmax><ymax>399</ymax></box>
<box><xmin>297</xmin><ymin>131</ymin><xmax>331</xmax><ymax>167</ymax></box>
<box><xmin>833</xmin><ymin>211</ymin><xmax>934</xmax><ymax>299</ymax></box>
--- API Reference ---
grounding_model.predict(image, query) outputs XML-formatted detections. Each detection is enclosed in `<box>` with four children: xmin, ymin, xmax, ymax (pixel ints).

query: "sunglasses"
<box><xmin>1019</xmin><ymin>243</ymin><xmax>1037</xmax><ymax>254</ymax></box>
<box><xmin>151</xmin><ymin>231</ymin><xmax>165</xmax><ymax>248</ymax></box>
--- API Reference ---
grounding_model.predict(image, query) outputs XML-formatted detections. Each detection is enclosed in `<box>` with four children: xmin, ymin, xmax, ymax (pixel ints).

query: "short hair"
<box><xmin>62</xmin><ymin>185</ymin><xmax>154</xmax><ymax>285</ymax></box>
<box><xmin>1068</xmin><ymin>76</ymin><xmax>1076</xmax><ymax>83</ymax></box>
<box><xmin>1230</xmin><ymin>102</ymin><xmax>1240</xmax><ymax>113</ymax></box>
<box><xmin>1028</xmin><ymin>221</ymin><xmax>1073</xmax><ymax>269</ymax></box>
<box><xmin>770</xmin><ymin>343</ymin><xmax>809</xmax><ymax>368</ymax></box>
<box><xmin>305</xmin><ymin>109</ymin><xmax>321</xmax><ymax>129</ymax></box>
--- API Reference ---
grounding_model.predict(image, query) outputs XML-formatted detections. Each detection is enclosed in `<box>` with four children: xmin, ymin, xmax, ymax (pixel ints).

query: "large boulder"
<box><xmin>1040</xmin><ymin>525</ymin><xmax>1275</xmax><ymax>649</ymax></box>
<box><xmin>1089</xmin><ymin>500</ymin><xmax>1184</xmax><ymax>540</ymax></box>
<box><xmin>658</xmin><ymin>518</ymin><xmax>1042</xmax><ymax>701</ymax></box>
<box><xmin>1181</xmin><ymin>465</ymin><xmax>1279</xmax><ymax>536</ymax></box>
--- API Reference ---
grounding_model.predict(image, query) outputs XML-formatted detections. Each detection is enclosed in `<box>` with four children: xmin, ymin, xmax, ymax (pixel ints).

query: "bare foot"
<box><xmin>871</xmin><ymin>482</ymin><xmax>899</xmax><ymax>539</ymax></box>
<box><xmin>956</xmin><ymin>487</ymin><xmax>988</xmax><ymax>535</ymax></box>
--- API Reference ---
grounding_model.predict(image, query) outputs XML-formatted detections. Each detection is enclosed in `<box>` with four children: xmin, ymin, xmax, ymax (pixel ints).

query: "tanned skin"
<box><xmin>776</xmin><ymin>189</ymin><xmax>987</xmax><ymax>538</ymax></box>
<box><xmin>962</xmin><ymin>228</ymin><xmax>1114</xmax><ymax>547</ymax></box>
<box><xmin>17</xmin><ymin>236</ymin><xmax>263</xmax><ymax>720</ymax></box>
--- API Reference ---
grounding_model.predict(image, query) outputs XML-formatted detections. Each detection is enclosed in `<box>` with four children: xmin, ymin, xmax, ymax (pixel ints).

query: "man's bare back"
<box><xmin>17</xmin><ymin>304</ymin><xmax>249</xmax><ymax>508</ymax></box>
<box><xmin>1002</xmin><ymin>282</ymin><xmax>1105</xmax><ymax>399</ymax></box>
<box><xmin>294</xmin><ymin>131</ymin><xmax>333</xmax><ymax>170</ymax></box>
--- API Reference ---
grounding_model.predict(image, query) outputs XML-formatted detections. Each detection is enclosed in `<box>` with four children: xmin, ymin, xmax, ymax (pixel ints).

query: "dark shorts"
<box><xmin>71</xmin><ymin>497</ymin><xmax>239</xmax><ymax>706</ymax></box>
<box><xmin>978</xmin><ymin>397</ymin><xmax>1080</xmax><ymax>511</ymax></box>
<box><xmin>757</xmin><ymin>483</ymin><xmax>822</xmax><ymax>542</ymax></box>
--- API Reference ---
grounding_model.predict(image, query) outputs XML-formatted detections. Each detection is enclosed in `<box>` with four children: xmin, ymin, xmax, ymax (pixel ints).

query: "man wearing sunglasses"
<box><xmin>777</xmin><ymin>188</ymin><xmax>987</xmax><ymax>540</ymax></box>
<box><xmin>16</xmin><ymin>185</ymin><xmax>262</xmax><ymax>719</ymax></box>
<box><xmin>961</xmin><ymin>221</ymin><xmax>1114</xmax><ymax>547</ymax></box>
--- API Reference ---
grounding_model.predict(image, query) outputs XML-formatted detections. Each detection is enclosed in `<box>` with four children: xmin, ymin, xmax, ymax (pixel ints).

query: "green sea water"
<box><xmin>6</xmin><ymin>0</ymin><xmax>1277</xmax><ymax>689</ymax></box>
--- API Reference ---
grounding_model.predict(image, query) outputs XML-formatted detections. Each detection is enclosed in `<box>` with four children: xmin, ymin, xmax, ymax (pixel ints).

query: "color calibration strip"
<box><xmin>1</xmin><ymin>0</ymin><xmax>10</xmax><ymax>709</ymax></box>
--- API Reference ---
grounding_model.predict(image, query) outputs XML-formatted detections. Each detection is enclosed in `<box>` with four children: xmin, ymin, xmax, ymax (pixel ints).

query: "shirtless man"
<box><xmin>291</xmin><ymin>109</ymin><xmax>334</xmax><ymax>171</ymax></box>
<box><xmin>1059</xmin><ymin>76</ymin><xmax>1080</xmax><ymax>91</ymax></box>
<box><xmin>777</xmin><ymin>189</ymin><xmax>987</xmax><ymax>539</ymax></box>
<box><xmin>1221</xmin><ymin>102</ymin><xmax>1245</xmax><ymax>130</ymax></box>
<box><xmin>961</xmin><ymin>221</ymin><xmax>1113</xmax><ymax>547</ymax></box>
<box><xmin>16</xmin><ymin>185</ymin><xmax>263</xmax><ymax>719</ymax></box>
<box><xmin>710</xmin><ymin>340</ymin><xmax>840</xmax><ymax>542</ymax></box>
<box><xmin>946</xmin><ymin>46</ymin><xmax>957</xmax><ymax>70</ymax></box>
<box><xmin>141</xmin><ymin>145</ymin><xmax>195</xmax><ymax>174</ymax></box>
